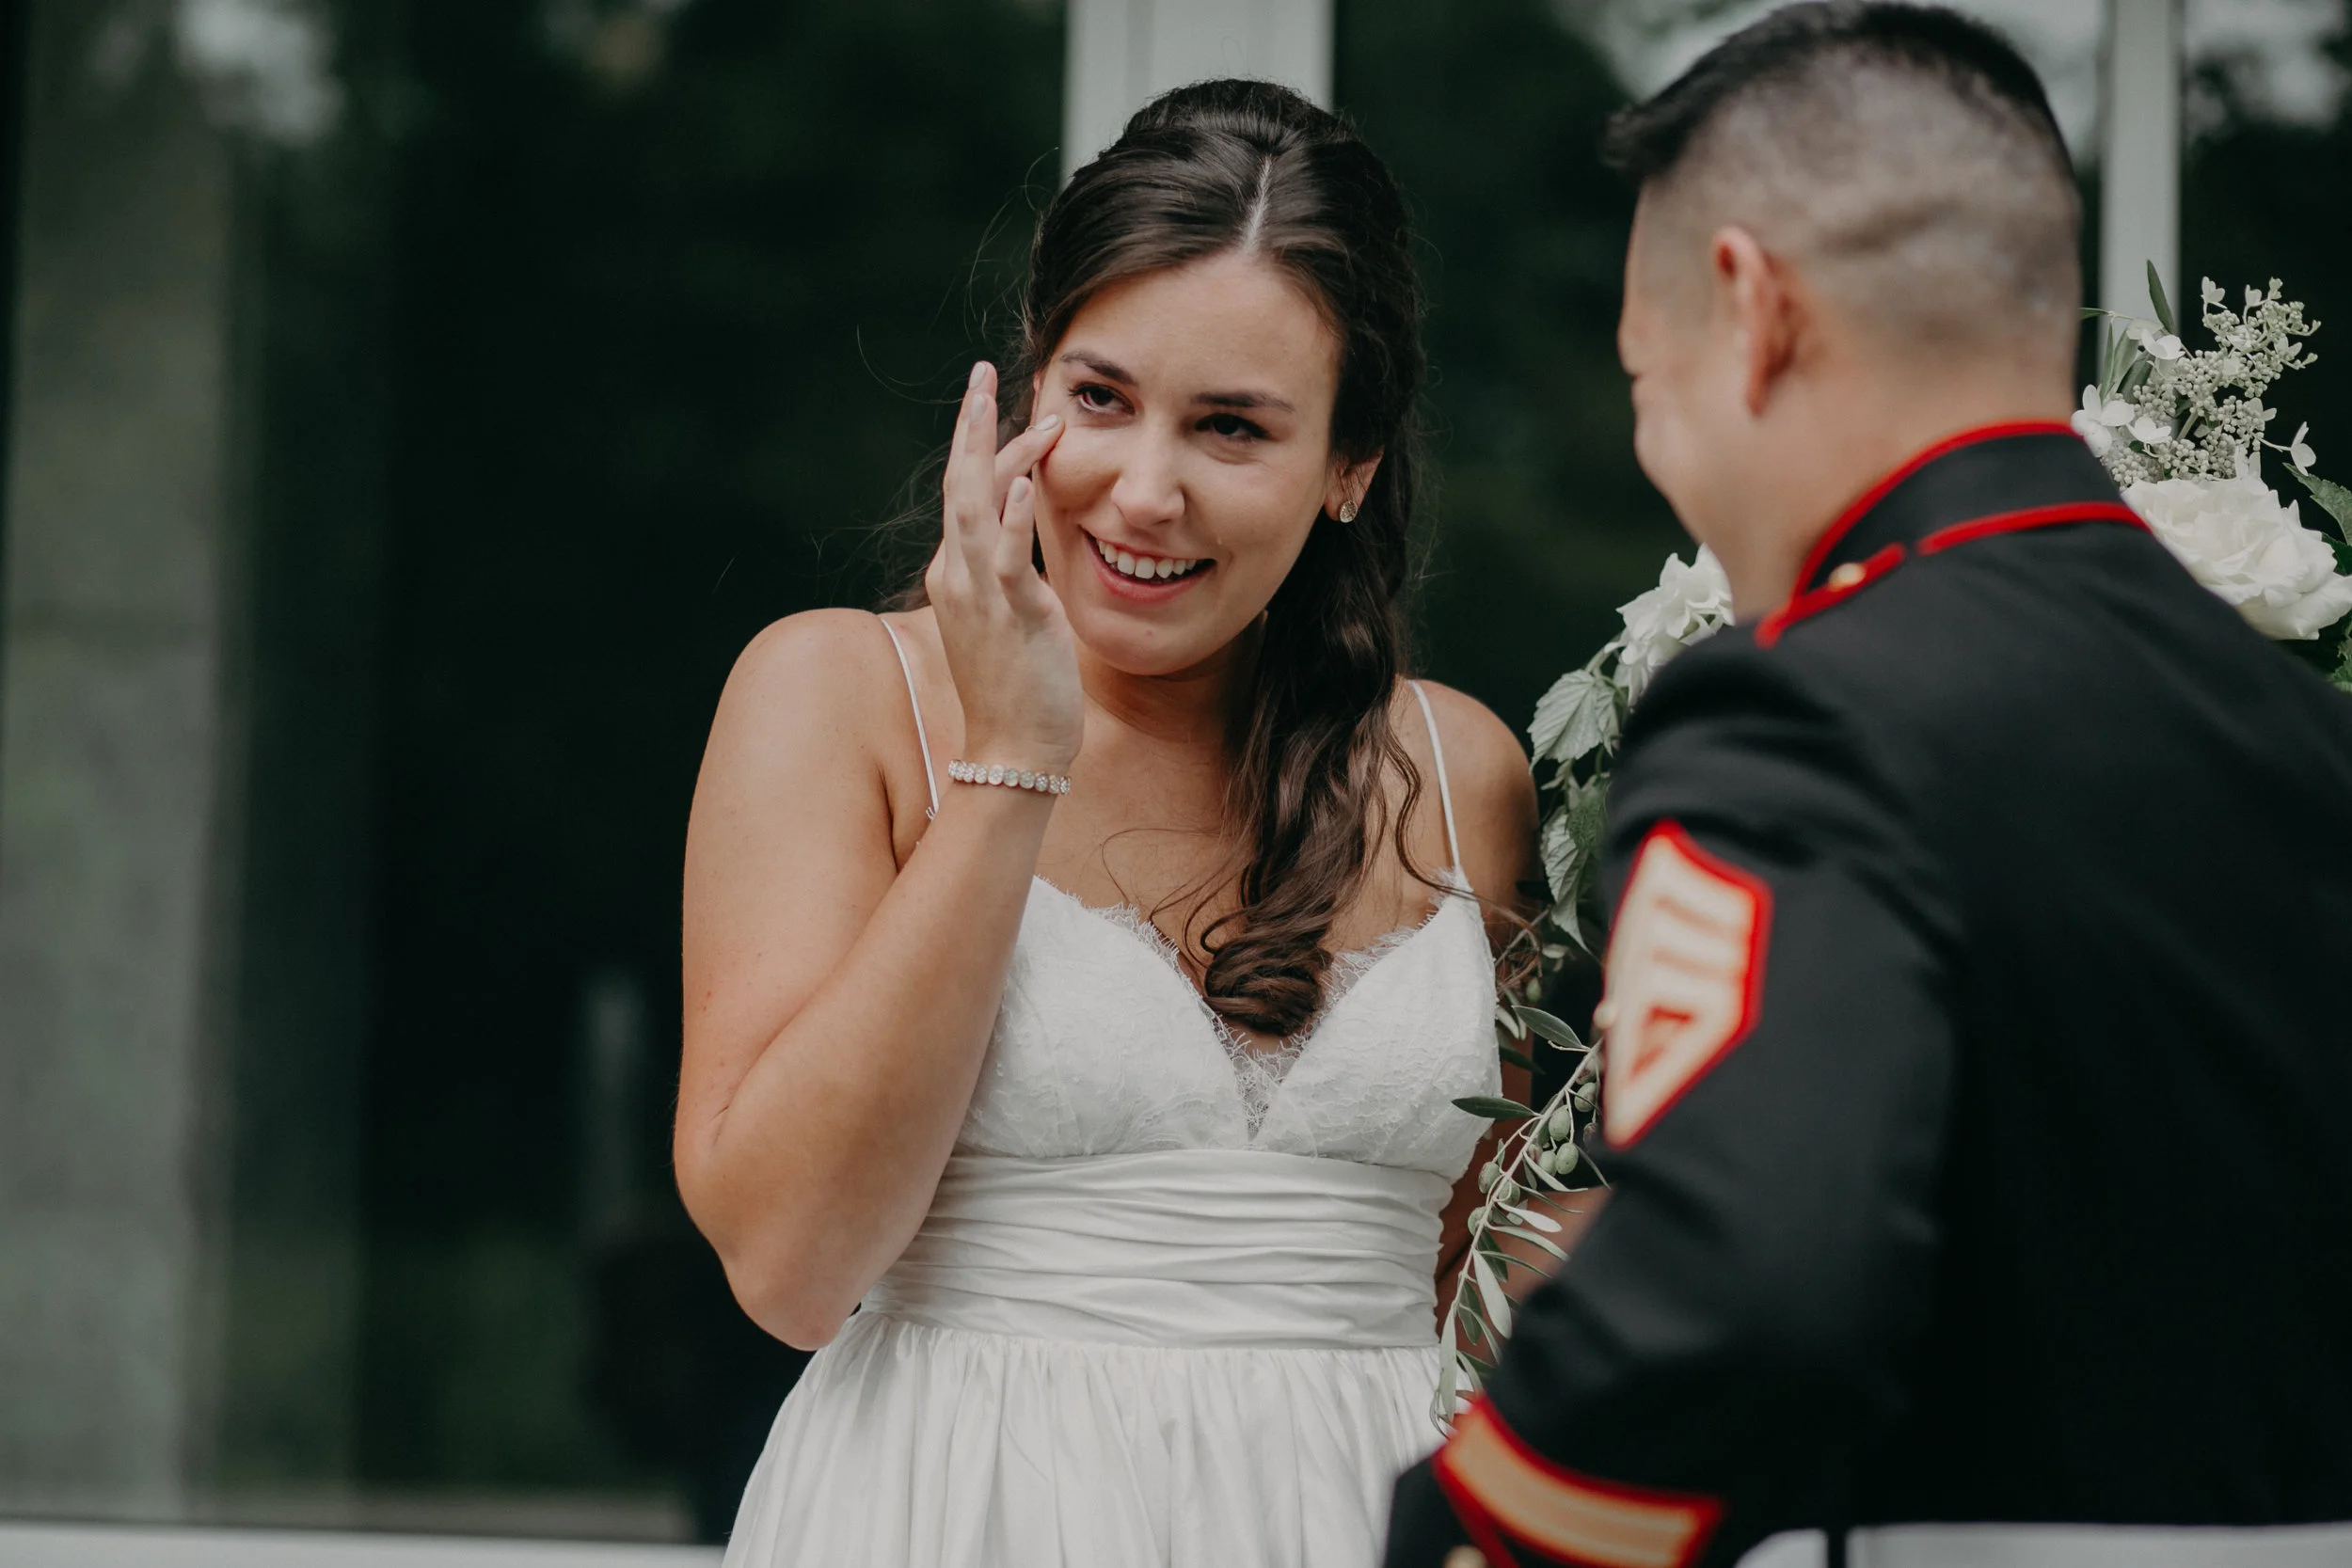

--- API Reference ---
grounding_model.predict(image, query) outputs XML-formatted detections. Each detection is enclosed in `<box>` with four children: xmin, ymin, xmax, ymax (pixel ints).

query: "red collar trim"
<box><xmin>1917</xmin><ymin>499</ymin><xmax>2146</xmax><ymax>555</ymax></box>
<box><xmin>1755</xmin><ymin>541</ymin><xmax>1908</xmax><ymax>647</ymax></box>
<box><xmin>1755</xmin><ymin>497</ymin><xmax>2146</xmax><ymax>646</ymax></box>
<box><xmin>1781</xmin><ymin>420</ymin><xmax>2079</xmax><ymax>603</ymax></box>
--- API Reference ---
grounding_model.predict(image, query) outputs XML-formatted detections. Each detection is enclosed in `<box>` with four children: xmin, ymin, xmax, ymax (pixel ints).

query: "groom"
<box><xmin>1387</xmin><ymin>4</ymin><xmax>2352</xmax><ymax>1566</ymax></box>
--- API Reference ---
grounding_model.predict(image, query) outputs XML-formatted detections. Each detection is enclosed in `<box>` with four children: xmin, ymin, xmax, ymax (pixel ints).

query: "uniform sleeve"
<box><xmin>1387</xmin><ymin>641</ymin><xmax>1961</xmax><ymax>1568</ymax></box>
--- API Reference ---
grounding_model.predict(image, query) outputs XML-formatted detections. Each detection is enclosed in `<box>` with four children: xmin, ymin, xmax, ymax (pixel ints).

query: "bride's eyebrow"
<box><xmin>1199</xmin><ymin>389</ymin><xmax>1295</xmax><ymax>414</ymax></box>
<box><xmin>1057</xmin><ymin>350</ymin><xmax>1295</xmax><ymax>415</ymax></box>
<box><xmin>1058</xmin><ymin>350</ymin><xmax>1133</xmax><ymax>385</ymax></box>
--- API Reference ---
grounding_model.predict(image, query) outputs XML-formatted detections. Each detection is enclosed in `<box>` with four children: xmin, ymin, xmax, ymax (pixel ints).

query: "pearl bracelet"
<box><xmin>948</xmin><ymin>759</ymin><xmax>1072</xmax><ymax>796</ymax></box>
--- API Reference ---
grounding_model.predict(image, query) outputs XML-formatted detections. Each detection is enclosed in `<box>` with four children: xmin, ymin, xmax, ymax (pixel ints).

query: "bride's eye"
<box><xmin>1202</xmin><ymin>412</ymin><xmax>1266</xmax><ymax>442</ymax></box>
<box><xmin>1072</xmin><ymin>383</ymin><xmax>1123</xmax><ymax>414</ymax></box>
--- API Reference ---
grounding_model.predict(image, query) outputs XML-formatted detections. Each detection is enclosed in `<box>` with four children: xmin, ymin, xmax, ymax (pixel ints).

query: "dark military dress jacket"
<box><xmin>1387</xmin><ymin>425</ymin><xmax>2352</xmax><ymax>1567</ymax></box>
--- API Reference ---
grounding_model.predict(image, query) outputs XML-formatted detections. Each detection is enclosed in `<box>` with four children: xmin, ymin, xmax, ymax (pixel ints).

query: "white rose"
<box><xmin>2123</xmin><ymin>468</ymin><xmax>2352</xmax><ymax>640</ymax></box>
<box><xmin>1615</xmin><ymin>546</ymin><xmax>1733</xmax><ymax>701</ymax></box>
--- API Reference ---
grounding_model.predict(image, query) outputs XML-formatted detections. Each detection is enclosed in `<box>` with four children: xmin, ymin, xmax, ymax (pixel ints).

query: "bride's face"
<box><xmin>1029</xmin><ymin>250</ymin><xmax>1374</xmax><ymax>677</ymax></box>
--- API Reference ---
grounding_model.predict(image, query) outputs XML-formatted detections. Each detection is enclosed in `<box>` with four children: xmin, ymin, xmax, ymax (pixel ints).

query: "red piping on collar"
<box><xmin>1917</xmin><ymin>499</ymin><xmax>2146</xmax><ymax>555</ymax></box>
<box><xmin>1779</xmin><ymin>420</ymin><xmax>2081</xmax><ymax>608</ymax></box>
<box><xmin>1756</xmin><ymin>542</ymin><xmax>1907</xmax><ymax>647</ymax></box>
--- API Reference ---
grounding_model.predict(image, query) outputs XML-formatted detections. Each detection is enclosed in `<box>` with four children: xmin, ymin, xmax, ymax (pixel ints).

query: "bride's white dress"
<box><xmin>722</xmin><ymin>629</ymin><xmax>1499</xmax><ymax>1568</ymax></box>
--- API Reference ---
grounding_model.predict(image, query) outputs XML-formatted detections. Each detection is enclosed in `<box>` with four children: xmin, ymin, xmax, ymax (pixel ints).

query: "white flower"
<box><xmin>2124</xmin><ymin>467</ymin><xmax>2352</xmax><ymax>639</ymax></box>
<box><xmin>2286</xmin><ymin>422</ymin><xmax>2317</xmax><ymax>470</ymax></box>
<box><xmin>2074</xmin><ymin>386</ymin><xmax>2140</xmax><ymax>455</ymax></box>
<box><xmin>2248</xmin><ymin>284</ymin><xmax>2268</xmax><ymax>309</ymax></box>
<box><xmin>2130</xmin><ymin>321</ymin><xmax>2185</xmax><ymax>360</ymax></box>
<box><xmin>2082</xmin><ymin>386</ymin><xmax>2136</xmax><ymax>427</ymax></box>
<box><xmin>1613</xmin><ymin>546</ymin><xmax>1733</xmax><ymax>701</ymax></box>
<box><xmin>2131</xmin><ymin>415</ymin><xmax>2172</xmax><ymax>446</ymax></box>
<box><xmin>2202</xmin><ymin>278</ymin><xmax>2226</xmax><ymax>307</ymax></box>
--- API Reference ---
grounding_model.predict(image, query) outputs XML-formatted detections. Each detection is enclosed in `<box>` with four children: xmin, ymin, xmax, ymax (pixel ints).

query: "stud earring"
<box><xmin>1337</xmin><ymin>501</ymin><xmax>1359</xmax><ymax>523</ymax></box>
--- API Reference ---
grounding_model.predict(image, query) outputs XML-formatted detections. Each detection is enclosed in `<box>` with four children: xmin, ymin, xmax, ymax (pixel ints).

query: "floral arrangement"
<box><xmin>1438</xmin><ymin>269</ymin><xmax>2352</xmax><ymax>1429</ymax></box>
<box><xmin>1436</xmin><ymin>546</ymin><xmax>1732</xmax><ymax>1428</ymax></box>
<box><xmin>2076</xmin><ymin>266</ymin><xmax>2352</xmax><ymax>676</ymax></box>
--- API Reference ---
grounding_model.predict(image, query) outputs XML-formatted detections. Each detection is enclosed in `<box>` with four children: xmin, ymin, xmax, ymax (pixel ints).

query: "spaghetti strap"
<box><xmin>878</xmin><ymin>617</ymin><xmax>939</xmax><ymax>820</ymax></box>
<box><xmin>1407</xmin><ymin>680</ymin><xmax>1464</xmax><ymax>878</ymax></box>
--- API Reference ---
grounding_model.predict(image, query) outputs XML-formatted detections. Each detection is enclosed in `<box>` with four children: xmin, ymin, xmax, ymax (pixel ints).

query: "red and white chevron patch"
<box><xmin>1600</xmin><ymin>822</ymin><xmax>1772</xmax><ymax>1148</ymax></box>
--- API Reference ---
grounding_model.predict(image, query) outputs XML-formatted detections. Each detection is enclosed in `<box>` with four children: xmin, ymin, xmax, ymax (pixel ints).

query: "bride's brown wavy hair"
<box><xmin>958</xmin><ymin>79</ymin><xmax>1432</xmax><ymax>1037</ymax></box>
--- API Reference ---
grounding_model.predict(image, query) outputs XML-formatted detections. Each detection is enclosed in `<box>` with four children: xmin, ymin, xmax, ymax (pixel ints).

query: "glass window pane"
<box><xmin>0</xmin><ymin>0</ymin><xmax>1060</xmax><ymax>1543</ymax></box>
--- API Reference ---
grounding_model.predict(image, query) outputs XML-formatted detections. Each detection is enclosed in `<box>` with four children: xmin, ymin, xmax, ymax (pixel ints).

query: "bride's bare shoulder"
<box><xmin>692</xmin><ymin>607</ymin><xmax>946</xmax><ymax>871</ymax></box>
<box><xmin>721</xmin><ymin>606</ymin><xmax>936</xmax><ymax>708</ymax></box>
<box><xmin>1395</xmin><ymin>678</ymin><xmax>1537</xmax><ymax>898</ymax></box>
<box><xmin>706</xmin><ymin>607</ymin><xmax>931</xmax><ymax>766</ymax></box>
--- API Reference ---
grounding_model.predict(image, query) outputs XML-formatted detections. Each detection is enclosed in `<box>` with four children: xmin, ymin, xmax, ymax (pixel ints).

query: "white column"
<box><xmin>2100</xmin><ymin>0</ymin><xmax>2182</xmax><ymax>319</ymax></box>
<box><xmin>1062</xmin><ymin>0</ymin><xmax>1334</xmax><ymax>180</ymax></box>
<box><xmin>0</xmin><ymin>1</ymin><xmax>242</xmax><ymax>1515</ymax></box>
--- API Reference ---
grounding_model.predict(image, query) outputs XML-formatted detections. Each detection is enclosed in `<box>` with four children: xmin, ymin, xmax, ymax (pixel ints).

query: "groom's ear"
<box><xmin>1711</xmin><ymin>226</ymin><xmax>1803</xmax><ymax>417</ymax></box>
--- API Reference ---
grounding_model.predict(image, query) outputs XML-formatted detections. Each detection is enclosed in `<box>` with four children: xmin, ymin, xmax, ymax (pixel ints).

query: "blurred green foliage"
<box><xmin>1343</xmin><ymin>0</ymin><xmax>1687</xmax><ymax>731</ymax></box>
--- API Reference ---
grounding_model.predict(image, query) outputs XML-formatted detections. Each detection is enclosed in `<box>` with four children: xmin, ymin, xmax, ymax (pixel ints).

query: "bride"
<box><xmin>676</xmin><ymin>79</ymin><xmax>1536</xmax><ymax>1567</ymax></box>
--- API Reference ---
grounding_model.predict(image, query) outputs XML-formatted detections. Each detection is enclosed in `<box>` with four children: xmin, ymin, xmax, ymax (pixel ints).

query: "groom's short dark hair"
<box><xmin>1605</xmin><ymin>2</ymin><xmax>2081</xmax><ymax>364</ymax></box>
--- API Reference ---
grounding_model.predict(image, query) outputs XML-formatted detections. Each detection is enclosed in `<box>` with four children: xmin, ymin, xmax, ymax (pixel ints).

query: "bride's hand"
<box><xmin>926</xmin><ymin>361</ymin><xmax>1083</xmax><ymax>774</ymax></box>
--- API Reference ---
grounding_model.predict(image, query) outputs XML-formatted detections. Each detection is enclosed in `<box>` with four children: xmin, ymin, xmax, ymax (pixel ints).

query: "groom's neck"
<box><xmin>1701</xmin><ymin>361</ymin><xmax>2074</xmax><ymax>621</ymax></box>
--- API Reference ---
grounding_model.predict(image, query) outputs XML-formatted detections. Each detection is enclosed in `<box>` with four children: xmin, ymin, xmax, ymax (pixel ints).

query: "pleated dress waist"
<box><xmin>861</xmin><ymin>1149</ymin><xmax>1453</xmax><ymax>1350</ymax></box>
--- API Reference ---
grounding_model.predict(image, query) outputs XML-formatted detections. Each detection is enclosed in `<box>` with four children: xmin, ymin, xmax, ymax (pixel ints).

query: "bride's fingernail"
<box><xmin>1035</xmin><ymin>415</ymin><xmax>1060</xmax><ymax>433</ymax></box>
<box><xmin>968</xmin><ymin>362</ymin><xmax>989</xmax><ymax>389</ymax></box>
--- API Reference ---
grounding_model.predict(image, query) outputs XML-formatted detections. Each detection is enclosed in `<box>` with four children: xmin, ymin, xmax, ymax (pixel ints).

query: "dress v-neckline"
<box><xmin>1026</xmin><ymin>873</ymin><xmax>1474</xmax><ymax>1133</ymax></box>
<box><xmin>1028</xmin><ymin>873</ymin><xmax>1470</xmax><ymax>1040</ymax></box>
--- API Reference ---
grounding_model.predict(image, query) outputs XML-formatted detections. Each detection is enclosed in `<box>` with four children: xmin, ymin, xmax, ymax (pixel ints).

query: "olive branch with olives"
<box><xmin>1434</xmin><ymin>995</ymin><xmax>1601</xmax><ymax>1430</ymax></box>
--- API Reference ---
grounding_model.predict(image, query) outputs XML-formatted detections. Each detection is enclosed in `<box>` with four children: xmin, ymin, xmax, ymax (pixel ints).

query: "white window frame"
<box><xmin>2101</xmin><ymin>0</ymin><xmax>2183</xmax><ymax>317</ymax></box>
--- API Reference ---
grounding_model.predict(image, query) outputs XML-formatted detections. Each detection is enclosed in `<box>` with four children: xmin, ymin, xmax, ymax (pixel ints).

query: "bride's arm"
<box><xmin>676</xmin><ymin>369</ymin><xmax>1072</xmax><ymax>1352</ymax></box>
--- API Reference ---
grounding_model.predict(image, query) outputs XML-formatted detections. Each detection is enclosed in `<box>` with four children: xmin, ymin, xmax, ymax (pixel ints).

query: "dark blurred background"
<box><xmin>0</xmin><ymin>0</ymin><xmax>2342</xmax><ymax>1547</ymax></box>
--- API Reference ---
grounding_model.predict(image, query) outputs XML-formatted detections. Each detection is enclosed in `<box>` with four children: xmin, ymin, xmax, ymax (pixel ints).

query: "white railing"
<box><xmin>0</xmin><ymin>1522</ymin><xmax>719</xmax><ymax>1568</ymax></box>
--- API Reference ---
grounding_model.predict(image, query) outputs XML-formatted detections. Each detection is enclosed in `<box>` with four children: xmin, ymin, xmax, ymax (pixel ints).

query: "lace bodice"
<box><xmin>881</xmin><ymin>620</ymin><xmax>1501</xmax><ymax>1181</ymax></box>
<box><xmin>961</xmin><ymin>872</ymin><xmax>1497</xmax><ymax>1174</ymax></box>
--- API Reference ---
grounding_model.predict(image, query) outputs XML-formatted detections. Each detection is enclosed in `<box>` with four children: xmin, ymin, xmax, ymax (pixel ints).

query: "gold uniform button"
<box><xmin>1826</xmin><ymin>562</ymin><xmax>1867</xmax><ymax>590</ymax></box>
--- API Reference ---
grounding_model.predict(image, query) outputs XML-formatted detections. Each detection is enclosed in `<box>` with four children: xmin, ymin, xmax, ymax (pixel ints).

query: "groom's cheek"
<box><xmin>1629</xmin><ymin>382</ymin><xmax>1700</xmax><ymax>521</ymax></box>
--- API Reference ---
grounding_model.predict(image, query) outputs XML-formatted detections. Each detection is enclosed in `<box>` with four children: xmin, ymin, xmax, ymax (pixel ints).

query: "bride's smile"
<box><xmin>1031</xmin><ymin>248</ymin><xmax>1367</xmax><ymax>677</ymax></box>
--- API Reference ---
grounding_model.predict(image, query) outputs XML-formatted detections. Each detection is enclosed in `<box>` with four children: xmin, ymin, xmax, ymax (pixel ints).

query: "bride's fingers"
<box><xmin>942</xmin><ymin>366</ymin><xmax>986</xmax><ymax>487</ymax></box>
<box><xmin>942</xmin><ymin>364</ymin><xmax>997</xmax><ymax>574</ymax></box>
<box><xmin>992</xmin><ymin>415</ymin><xmax>1063</xmax><ymax>510</ymax></box>
<box><xmin>993</xmin><ymin>475</ymin><xmax>1052</xmax><ymax>612</ymax></box>
<box><xmin>923</xmin><ymin>539</ymin><xmax>951</xmax><ymax>605</ymax></box>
